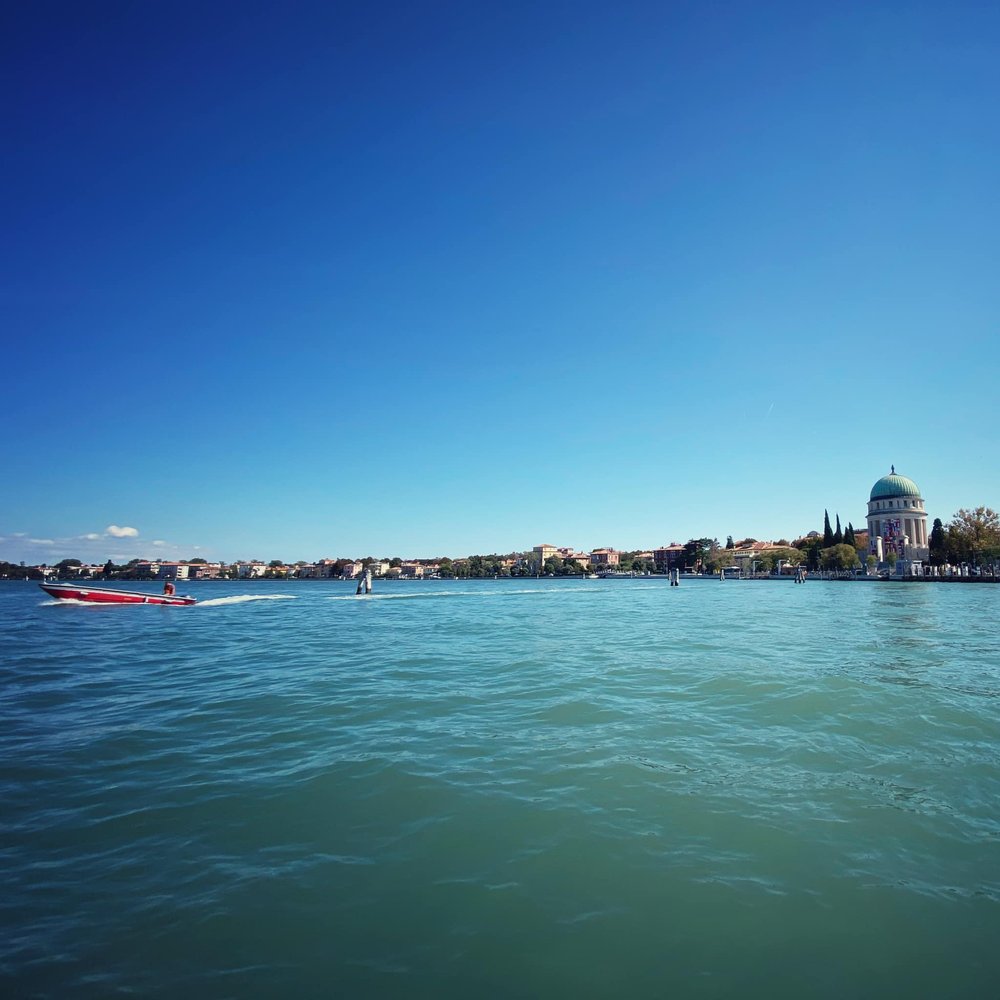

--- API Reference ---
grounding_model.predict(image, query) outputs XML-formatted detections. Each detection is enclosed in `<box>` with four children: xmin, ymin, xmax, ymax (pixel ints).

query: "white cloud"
<box><xmin>106</xmin><ymin>525</ymin><xmax>139</xmax><ymax>538</ymax></box>
<box><xmin>2</xmin><ymin>527</ymin><xmax>209</xmax><ymax>565</ymax></box>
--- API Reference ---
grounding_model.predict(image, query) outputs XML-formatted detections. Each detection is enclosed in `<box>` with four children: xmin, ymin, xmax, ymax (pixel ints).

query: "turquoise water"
<box><xmin>3</xmin><ymin>577</ymin><xmax>1000</xmax><ymax>997</ymax></box>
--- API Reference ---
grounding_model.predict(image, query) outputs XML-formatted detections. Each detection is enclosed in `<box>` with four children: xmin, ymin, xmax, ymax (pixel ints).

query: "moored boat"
<box><xmin>39</xmin><ymin>583</ymin><xmax>197</xmax><ymax>606</ymax></box>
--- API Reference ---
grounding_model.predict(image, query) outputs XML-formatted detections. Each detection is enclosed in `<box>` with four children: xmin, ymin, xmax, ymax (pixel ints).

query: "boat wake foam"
<box><xmin>196</xmin><ymin>594</ymin><xmax>297</xmax><ymax>607</ymax></box>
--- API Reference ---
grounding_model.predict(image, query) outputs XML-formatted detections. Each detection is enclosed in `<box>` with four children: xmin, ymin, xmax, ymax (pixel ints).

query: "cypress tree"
<box><xmin>844</xmin><ymin>522</ymin><xmax>856</xmax><ymax>547</ymax></box>
<box><xmin>833</xmin><ymin>514</ymin><xmax>843</xmax><ymax>545</ymax></box>
<box><xmin>929</xmin><ymin>518</ymin><xmax>946</xmax><ymax>565</ymax></box>
<box><xmin>823</xmin><ymin>510</ymin><xmax>834</xmax><ymax>547</ymax></box>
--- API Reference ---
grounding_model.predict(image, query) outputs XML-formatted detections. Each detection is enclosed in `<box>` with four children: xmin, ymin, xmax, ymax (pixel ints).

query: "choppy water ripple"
<box><xmin>2</xmin><ymin>577</ymin><xmax>1000</xmax><ymax>997</ymax></box>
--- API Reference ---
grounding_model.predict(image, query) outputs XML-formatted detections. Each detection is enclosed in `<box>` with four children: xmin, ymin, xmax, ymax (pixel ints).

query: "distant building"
<box><xmin>532</xmin><ymin>544</ymin><xmax>559</xmax><ymax>570</ymax></box>
<box><xmin>156</xmin><ymin>562</ymin><xmax>189</xmax><ymax>580</ymax></box>
<box><xmin>590</xmin><ymin>548</ymin><xmax>620</xmax><ymax>567</ymax></box>
<box><xmin>233</xmin><ymin>561</ymin><xmax>267</xmax><ymax>578</ymax></box>
<box><xmin>867</xmin><ymin>467</ymin><xmax>929</xmax><ymax>562</ymax></box>
<box><xmin>653</xmin><ymin>544</ymin><xmax>685</xmax><ymax>573</ymax></box>
<box><xmin>187</xmin><ymin>562</ymin><xmax>222</xmax><ymax>579</ymax></box>
<box><xmin>728</xmin><ymin>541</ymin><xmax>770</xmax><ymax>573</ymax></box>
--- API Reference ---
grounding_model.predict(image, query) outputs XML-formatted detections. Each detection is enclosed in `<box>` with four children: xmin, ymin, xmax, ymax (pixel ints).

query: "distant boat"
<box><xmin>39</xmin><ymin>583</ymin><xmax>197</xmax><ymax>606</ymax></box>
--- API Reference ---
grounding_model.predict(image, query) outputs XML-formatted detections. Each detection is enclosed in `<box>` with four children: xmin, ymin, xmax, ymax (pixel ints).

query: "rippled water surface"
<box><xmin>3</xmin><ymin>577</ymin><xmax>1000</xmax><ymax>997</ymax></box>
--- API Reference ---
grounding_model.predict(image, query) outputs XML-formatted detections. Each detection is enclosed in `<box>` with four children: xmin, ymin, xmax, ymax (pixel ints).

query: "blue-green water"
<box><xmin>3</xmin><ymin>577</ymin><xmax>1000</xmax><ymax>997</ymax></box>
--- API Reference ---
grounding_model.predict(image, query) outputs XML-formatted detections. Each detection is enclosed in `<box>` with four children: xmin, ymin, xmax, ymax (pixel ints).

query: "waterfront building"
<box><xmin>557</xmin><ymin>549</ymin><xmax>591</xmax><ymax>568</ymax></box>
<box><xmin>590</xmin><ymin>548</ymin><xmax>620</xmax><ymax>567</ymax></box>
<box><xmin>729</xmin><ymin>540</ymin><xmax>774</xmax><ymax>574</ymax></box>
<box><xmin>186</xmin><ymin>562</ymin><xmax>222</xmax><ymax>579</ymax></box>
<box><xmin>233</xmin><ymin>561</ymin><xmax>268</xmax><ymax>579</ymax></box>
<box><xmin>653</xmin><ymin>544</ymin><xmax>685</xmax><ymax>573</ymax></box>
<box><xmin>155</xmin><ymin>561</ymin><xmax>189</xmax><ymax>580</ymax></box>
<box><xmin>867</xmin><ymin>467</ymin><xmax>929</xmax><ymax>562</ymax></box>
<box><xmin>341</xmin><ymin>560</ymin><xmax>363</xmax><ymax>580</ymax></box>
<box><xmin>531</xmin><ymin>544</ymin><xmax>559</xmax><ymax>571</ymax></box>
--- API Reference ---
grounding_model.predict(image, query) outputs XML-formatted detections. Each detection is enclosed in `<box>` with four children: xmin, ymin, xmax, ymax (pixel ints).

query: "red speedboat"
<box><xmin>40</xmin><ymin>583</ymin><xmax>197</xmax><ymax>606</ymax></box>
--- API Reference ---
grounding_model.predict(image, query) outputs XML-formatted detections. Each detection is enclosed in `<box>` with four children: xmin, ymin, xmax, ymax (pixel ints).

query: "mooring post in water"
<box><xmin>670</xmin><ymin>569</ymin><xmax>679</xmax><ymax>586</ymax></box>
<box><xmin>364</xmin><ymin>569</ymin><xmax>373</xmax><ymax>594</ymax></box>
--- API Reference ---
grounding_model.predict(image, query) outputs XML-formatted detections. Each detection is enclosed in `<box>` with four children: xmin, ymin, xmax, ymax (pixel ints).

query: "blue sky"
<box><xmin>2</xmin><ymin>1</ymin><xmax>998</xmax><ymax>563</ymax></box>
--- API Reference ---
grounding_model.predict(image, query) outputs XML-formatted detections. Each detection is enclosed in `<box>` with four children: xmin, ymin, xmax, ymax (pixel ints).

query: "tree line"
<box><xmin>928</xmin><ymin>508</ymin><xmax>1000</xmax><ymax>567</ymax></box>
<box><xmin>12</xmin><ymin>508</ymin><xmax>999</xmax><ymax>582</ymax></box>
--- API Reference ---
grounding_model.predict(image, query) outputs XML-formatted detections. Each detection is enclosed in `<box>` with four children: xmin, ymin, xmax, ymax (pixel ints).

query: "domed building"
<box><xmin>867</xmin><ymin>467</ymin><xmax>929</xmax><ymax>562</ymax></box>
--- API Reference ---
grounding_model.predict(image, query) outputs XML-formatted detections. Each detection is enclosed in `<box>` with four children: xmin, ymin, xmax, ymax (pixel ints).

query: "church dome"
<box><xmin>870</xmin><ymin>469</ymin><xmax>921</xmax><ymax>501</ymax></box>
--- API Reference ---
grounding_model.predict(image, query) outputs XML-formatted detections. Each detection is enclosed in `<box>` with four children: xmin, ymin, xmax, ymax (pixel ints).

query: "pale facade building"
<box><xmin>590</xmin><ymin>548</ymin><xmax>620</xmax><ymax>567</ymax></box>
<box><xmin>532</xmin><ymin>543</ymin><xmax>559</xmax><ymax>562</ymax></box>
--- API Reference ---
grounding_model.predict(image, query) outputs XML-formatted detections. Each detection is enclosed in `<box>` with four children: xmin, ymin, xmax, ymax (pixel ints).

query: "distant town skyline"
<box><xmin>0</xmin><ymin>465</ymin><xmax>978</xmax><ymax>567</ymax></box>
<box><xmin>3</xmin><ymin>4</ymin><xmax>999</xmax><ymax>565</ymax></box>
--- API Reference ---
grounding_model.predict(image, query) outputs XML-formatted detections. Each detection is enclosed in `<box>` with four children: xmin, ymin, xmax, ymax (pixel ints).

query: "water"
<box><xmin>2</xmin><ymin>577</ymin><xmax>999</xmax><ymax>997</ymax></box>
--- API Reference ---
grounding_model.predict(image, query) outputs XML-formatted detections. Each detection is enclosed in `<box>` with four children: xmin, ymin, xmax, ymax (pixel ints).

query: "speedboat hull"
<box><xmin>40</xmin><ymin>583</ymin><xmax>197</xmax><ymax>606</ymax></box>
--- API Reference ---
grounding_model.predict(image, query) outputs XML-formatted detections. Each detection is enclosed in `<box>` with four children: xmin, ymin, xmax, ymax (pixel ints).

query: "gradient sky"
<box><xmin>2</xmin><ymin>1</ymin><xmax>999</xmax><ymax>564</ymax></box>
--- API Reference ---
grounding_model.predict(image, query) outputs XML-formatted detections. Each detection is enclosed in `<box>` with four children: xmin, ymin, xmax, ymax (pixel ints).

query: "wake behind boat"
<box><xmin>40</xmin><ymin>583</ymin><xmax>197</xmax><ymax>606</ymax></box>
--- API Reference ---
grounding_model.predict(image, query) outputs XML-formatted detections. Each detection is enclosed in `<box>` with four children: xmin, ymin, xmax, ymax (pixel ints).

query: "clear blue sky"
<box><xmin>2</xmin><ymin>1</ymin><xmax>998</xmax><ymax>564</ymax></box>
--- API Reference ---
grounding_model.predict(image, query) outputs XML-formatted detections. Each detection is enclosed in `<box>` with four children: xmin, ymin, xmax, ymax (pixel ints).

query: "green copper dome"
<box><xmin>870</xmin><ymin>468</ymin><xmax>921</xmax><ymax>501</ymax></box>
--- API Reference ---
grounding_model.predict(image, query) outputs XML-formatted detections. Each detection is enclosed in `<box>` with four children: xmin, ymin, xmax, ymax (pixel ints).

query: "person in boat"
<box><xmin>163</xmin><ymin>580</ymin><xmax>176</xmax><ymax>597</ymax></box>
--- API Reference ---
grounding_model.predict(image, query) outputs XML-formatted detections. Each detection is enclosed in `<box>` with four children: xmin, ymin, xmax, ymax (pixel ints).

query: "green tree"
<box><xmin>706</xmin><ymin>549</ymin><xmax>734</xmax><ymax>573</ymax></box>
<box><xmin>543</xmin><ymin>555</ymin><xmax>564</xmax><ymax>576</ymax></box>
<box><xmin>758</xmin><ymin>547</ymin><xmax>802</xmax><ymax>573</ymax></box>
<box><xmin>833</xmin><ymin>515</ymin><xmax>843</xmax><ymax>545</ymax></box>
<box><xmin>928</xmin><ymin>518</ymin><xmax>947</xmax><ymax>566</ymax></box>
<box><xmin>948</xmin><ymin>507</ymin><xmax>1000</xmax><ymax>567</ymax></box>
<box><xmin>821</xmin><ymin>544</ymin><xmax>860</xmax><ymax>572</ymax></box>
<box><xmin>805</xmin><ymin>539</ymin><xmax>823</xmax><ymax>570</ymax></box>
<box><xmin>682</xmin><ymin>538</ymin><xmax>715</xmax><ymax>572</ymax></box>
<box><xmin>823</xmin><ymin>510</ymin><xmax>833</xmax><ymax>547</ymax></box>
<box><xmin>725</xmin><ymin>536</ymin><xmax>735</xmax><ymax>549</ymax></box>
